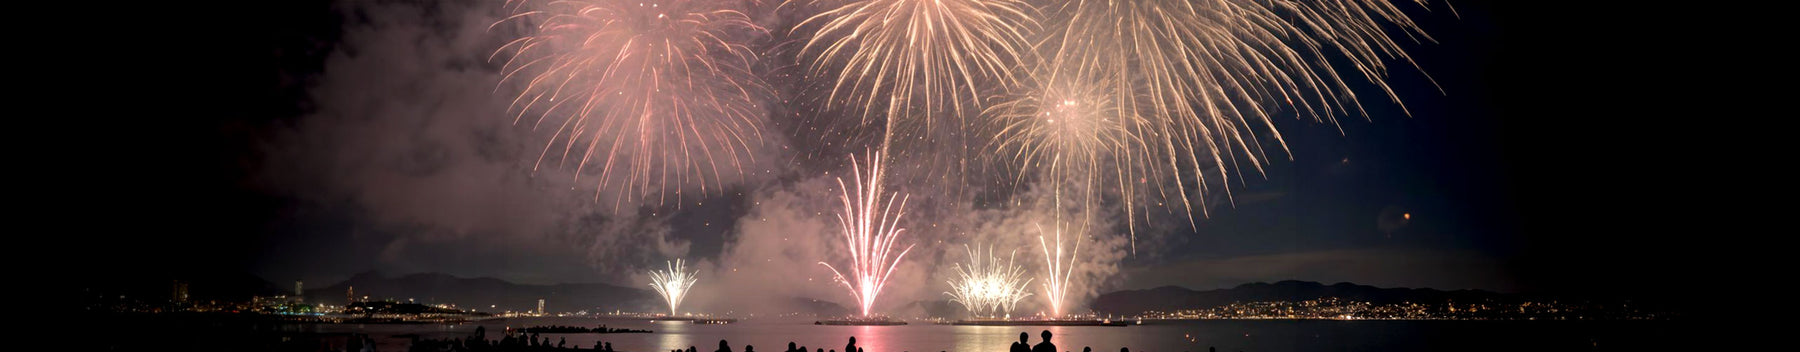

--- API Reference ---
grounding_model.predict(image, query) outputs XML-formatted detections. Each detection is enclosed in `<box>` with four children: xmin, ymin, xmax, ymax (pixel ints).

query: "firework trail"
<box><xmin>1036</xmin><ymin>221</ymin><xmax>1081</xmax><ymax>317</ymax></box>
<box><xmin>947</xmin><ymin>243</ymin><xmax>1034</xmax><ymax>318</ymax></box>
<box><xmin>820</xmin><ymin>151</ymin><xmax>916</xmax><ymax>317</ymax></box>
<box><xmin>493</xmin><ymin>0</ymin><xmax>772</xmax><ymax>208</ymax></box>
<box><xmin>792</xmin><ymin>0</ymin><xmax>1037</xmax><ymax>153</ymax></box>
<box><xmin>649</xmin><ymin>259</ymin><xmax>700</xmax><ymax>316</ymax></box>
<box><xmin>991</xmin><ymin>0</ymin><xmax>1434</xmax><ymax>251</ymax></box>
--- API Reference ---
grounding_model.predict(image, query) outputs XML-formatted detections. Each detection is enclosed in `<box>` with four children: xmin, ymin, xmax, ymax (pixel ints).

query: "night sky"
<box><xmin>55</xmin><ymin>1</ymin><xmax>1737</xmax><ymax>310</ymax></box>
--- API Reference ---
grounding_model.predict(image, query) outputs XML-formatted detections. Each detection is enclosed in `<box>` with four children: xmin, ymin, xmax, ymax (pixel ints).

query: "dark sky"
<box><xmin>55</xmin><ymin>1</ymin><xmax>1740</xmax><ymax>309</ymax></box>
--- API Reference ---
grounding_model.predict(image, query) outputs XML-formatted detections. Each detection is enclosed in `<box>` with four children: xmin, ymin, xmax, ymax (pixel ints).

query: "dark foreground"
<box><xmin>84</xmin><ymin>312</ymin><xmax>1698</xmax><ymax>352</ymax></box>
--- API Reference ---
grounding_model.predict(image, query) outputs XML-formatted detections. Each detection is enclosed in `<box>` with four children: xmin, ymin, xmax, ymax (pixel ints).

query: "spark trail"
<box><xmin>649</xmin><ymin>259</ymin><xmax>700</xmax><ymax>316</ymax></box>
<box><xmin>947</xmin><ymin>243</ymin><xmax>1034</xmax><ymax>318</ymax></box>
<box><xmin>794</xmin><ymin>0</ymin><xmax>1037</xmax><ymax>153</ymax></box>
<box><xmin>1037</xmin><ymin>222</ymin><xmax>1082</xmax><ymax>317</ymax></box>
<box><xmin>820</xmin><ymin>152</ymin><xmax>916</xmax><ymax>317</ymax></box>
<box><xmin>992</xmin><ymin>0</ymin><xmax>1435</xmax><ymax>251</ymax></box>
<box><xmin>494</xmin><ymin>0</ymin><xmax>772</xmax><ymax>207</ymax></box>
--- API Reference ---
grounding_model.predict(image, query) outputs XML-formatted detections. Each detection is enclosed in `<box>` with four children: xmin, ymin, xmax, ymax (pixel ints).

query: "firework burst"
<box><xmin>819</xmin><ymin>151</ymin><xmax>916</xmax><ymax>317</ymax></box>
<box><xmin>648</xmin><ymin>259</ymin><xmax>700</xmax><ymax>316</ymax></box>
<box><xmin>793</xmin><ymin>0</ymin><xmax>1037</xmax><ymax>150</ymax></box>
<box><xmin>1036</xmin><ymin>222</ymin><xmax>1082</xmax><ymax>317</ymax></box>
<box><xmin>947</xmin><ymin>243</ymin><xmax>1034</xmax><ymax>318</ymax></box>
<box><xmin>493</xmin><ymin>0</ymin><xmax>772</xmax><ymax>207</ymax></box>
<box><xmin>986</xmin><ymin>65</ymin><xmax>1143</xmax><ymax>223</ymax></box>
<box><xmin>992</xmin><ymin>0</ymin><xmax>1433</xmax><ymax>251</ymax></box>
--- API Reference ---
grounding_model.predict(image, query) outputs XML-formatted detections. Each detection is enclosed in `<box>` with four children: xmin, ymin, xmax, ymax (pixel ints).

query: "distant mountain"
<box><xmin>1090</xmin><ymin>280</ymin><xmax>1509</xmax><ymax>316</ymax></box>
<box><xmin>305</xmin><ymin>271</ymin><xmax>657</xmax><ymax>313</ymax></box>
<box><xmin>788</xmin><ymin>297</ymin><xmax>852</xmax><ymax>317</ymax></box>
<box><xmin>900</xmin><ymin>299</ymin><xmax>965</xmax><ymax>319</ymax></box>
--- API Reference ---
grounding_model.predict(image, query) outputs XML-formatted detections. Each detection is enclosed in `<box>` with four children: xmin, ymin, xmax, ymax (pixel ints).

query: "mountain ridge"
<box><xmin>1089</xmin><ymin>280</ymin><xmax>1640</xmax><ymax>316</ymax></box>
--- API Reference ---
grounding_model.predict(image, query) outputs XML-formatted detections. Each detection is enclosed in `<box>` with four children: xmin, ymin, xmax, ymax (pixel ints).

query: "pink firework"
<box><xmin>492</xmin><ymin>0</ymin><xmax>770</xmax><ymax>207</ymax></box>
<box><xmin>819</xmin><ymin>152</ymin><xmax>915</xmax><ymax>317</ymax></box>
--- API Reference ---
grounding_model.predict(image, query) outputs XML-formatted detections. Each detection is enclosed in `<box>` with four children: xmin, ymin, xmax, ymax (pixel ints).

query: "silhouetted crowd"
<box><xmin>345</xmin><ymin>333</ymin><xmax>379</xmax><ymax>352</ymax></box>
<box><xmin>403</xmin><ymin>326</ymin><xmax>618</xmax><ymax>352</ymax></box>
<box><xmin>1006</xmin><ymin>330</ymin><xmax>1133</xmax><ymax>352</ymax></box>
<box><xmin>678</xmin><ymin>336</ymin><xmax>859</xmax><ymax>352</ymax></box>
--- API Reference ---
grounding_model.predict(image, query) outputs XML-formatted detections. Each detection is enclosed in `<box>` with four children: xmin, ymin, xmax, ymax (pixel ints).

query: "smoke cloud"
<box><xmin>257</xmin><ymin>0</ymin><xmax>780</xmax><ymax>282</ymax></box>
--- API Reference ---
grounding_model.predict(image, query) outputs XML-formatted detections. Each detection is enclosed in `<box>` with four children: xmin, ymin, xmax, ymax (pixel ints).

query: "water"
<box><xmin>299</xmin><ymin>317</ymin><xmax>1693</xmax><ymax>352</ymax></box>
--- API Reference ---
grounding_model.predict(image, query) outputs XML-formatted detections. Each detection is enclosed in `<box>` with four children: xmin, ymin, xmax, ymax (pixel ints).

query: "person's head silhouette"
<box><xmin>1041</xmin><ymin>330</ymin><xmax>1053</xmax><ymax>342</ymax></box>
<box><xmin>790</xmin><ymin>342</ymin><xmax>798</xmax><ymax>351</ymax></box>
<box><xmin>1019</xmin><ymin>332</ymin><xmax>1029</xmax><ymax>343</ymax></box>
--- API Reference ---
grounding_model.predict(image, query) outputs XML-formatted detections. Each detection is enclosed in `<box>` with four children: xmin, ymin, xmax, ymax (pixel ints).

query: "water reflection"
<box><xmin>653</xmin><ymin>320</ymin><xmax>693</xmax><ymax>351</ymax></box>
<box><xmin>850</xmin><ymin>326</ymin><xmax>884</xmax><ymax>352</ymax></box>
<box><xmin>291</xmin><ymin>316</ymin><xmax>1681</xmax><ymax>352</ymax></box>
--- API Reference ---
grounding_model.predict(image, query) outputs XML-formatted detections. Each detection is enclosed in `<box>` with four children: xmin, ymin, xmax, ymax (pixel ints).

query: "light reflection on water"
<box><xmin>653</xmin><ymin>320</ymin><xmax>693</xmax><ymax>351</ymax></box>
<box><xmin>355</xmin><ymin>317</ymin><xmax>1158</xmax><ymax>352</ymax></box>
<box><xmin>338</xmin><ymin>316</ymin><xmax>1684</xmax><ymax>352</ymax></box>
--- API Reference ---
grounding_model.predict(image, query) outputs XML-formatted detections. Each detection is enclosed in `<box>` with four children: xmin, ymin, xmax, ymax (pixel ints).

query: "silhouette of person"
<box><xmin>560</xmin><ymin>337</ymin><xmax>567</xmax><ymax>348</ymax></box>
<box><xmin>746</xmin><ymin>345</ymin><xmax>755</xmax><ymax>352</ymax></box>
<box><xmin>1011</xmin><ymin>332</ymin><xmax>1030</xmax><ymax>352</ymax></box>
<box><xmin>845</xmin><ymin>336</ymin><xmax>857</xmax><ymax>352</ymax></box>
<box><xmin>1084</xmin><ymin>347</ymin><xmax>1092</xmax><ymax>352</ymax></box>
<box><xmin>689</xmin><ymin>346</ymin><xmax>698</xmax><ymax>352</ymax></box>
<box><xmin>718</xmin><ymin>340</ymin><xmax>735</xmax><ymax>352</ymax></box>
<box><xmin>607</xmin><ymin>342</ymin><xmax>614</xmax><ymax>352</ymax></box>
<box><xmin>1119</xmin><ymin>348</ymin><xmax>1128</xmax><ymax>352</ymax></box>
<box><xmin>790</xmin><ymin>342</ymin><xmax>799</xmax><ymax>352</ymax></box>
<box><xmin>1030</xmin><ymin>330</ymin><xmax>1056</xmax><ymax>352</ymax></box>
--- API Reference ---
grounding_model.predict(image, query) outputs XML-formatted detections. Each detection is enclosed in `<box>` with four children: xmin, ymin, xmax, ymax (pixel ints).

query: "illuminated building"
<box><xmin>171</xmin><ymin>280</ymin><xmax>189</xmax><ymax>303</ymax></box>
